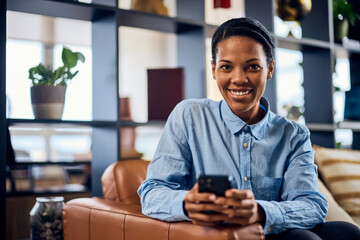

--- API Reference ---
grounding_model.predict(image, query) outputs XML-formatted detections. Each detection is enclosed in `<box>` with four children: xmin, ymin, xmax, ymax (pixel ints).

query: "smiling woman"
<box><xmin>211</xmin><ymin>36</ymin><xmax>274</xmax><ymax>124</ymax></box>
<box><xmin>137</xmin><ymin>17</ymin><xmax>360</xmax><ymax>240</ymax></box>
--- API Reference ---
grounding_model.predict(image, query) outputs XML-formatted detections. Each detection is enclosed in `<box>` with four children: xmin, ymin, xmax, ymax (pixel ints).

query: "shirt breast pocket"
<box><xmin>257</xmin><ymin>176</ymin><xmax>283</xmax><ymax>201</ymax></box>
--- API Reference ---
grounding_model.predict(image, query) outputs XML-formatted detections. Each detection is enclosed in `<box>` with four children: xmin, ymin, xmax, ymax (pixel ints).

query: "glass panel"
<box><xmin>276</xmin><ymin>48</ymin><xmax>305</xmax><ymax>123</ymax></box>
<box><xmin>205</xmin><ymin>0</ymin><xmax>244</xmax><ymax>25</ymax></box>
<box><xmin>119</xmin><ymin>26</ymin><xmax>177</xmax><ymax>122</ymax></box>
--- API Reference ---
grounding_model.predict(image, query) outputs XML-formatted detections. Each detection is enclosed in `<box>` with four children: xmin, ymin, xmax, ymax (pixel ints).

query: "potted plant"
<box><xmin>333</xmin><ymin>0</ymin><xmax>360</xmax><ymax>42</ymax></box>
<box><xmin>28</xmin><ymin>46</ymin><xmax>85</xmax><ymax>119</ymax></box>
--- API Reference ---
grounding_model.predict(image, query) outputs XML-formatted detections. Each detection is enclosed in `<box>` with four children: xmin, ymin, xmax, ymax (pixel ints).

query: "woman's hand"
<box><xmin>214</xmin><ymin>189</ymin><xmax>265</xmax><ymax>226</ymax></box>
<box><xmin>183</xmin><ymin>183</ymin><xmax>229</xmax><ymax>225</ymax></box>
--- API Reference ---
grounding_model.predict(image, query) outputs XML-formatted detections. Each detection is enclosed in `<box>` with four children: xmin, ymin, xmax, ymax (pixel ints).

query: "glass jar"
<box><xmin>30</xmin><ymin>196</ymin><xmax>64</xmax><ymax>240</ymax></box>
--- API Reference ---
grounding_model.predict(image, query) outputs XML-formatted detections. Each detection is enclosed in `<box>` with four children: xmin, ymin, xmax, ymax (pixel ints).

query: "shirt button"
<box><xmin>267</xmin><ymin>227</ymin><xmax>272</xmax><ymax>232</ymax></box>
<box><xmin>244</xmin><ymin>176</ymin><xmax>248</xmax><ymax>182</ymax></box>
<box><xmin>243</xmin><ymin>142</ymin><xmax>248</xmax><ymax>148</ymax></box>
<box><xmin>244</xmin><ymin>126</ymin><xmax>248</xmax><ymax>131</ymax></box>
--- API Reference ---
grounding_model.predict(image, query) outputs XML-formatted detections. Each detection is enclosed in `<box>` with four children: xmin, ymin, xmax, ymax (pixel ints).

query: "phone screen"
<box><xmin>198</xmin><ymin>175</ymin><xmax>232</xmax><ymax>196</ymax></box>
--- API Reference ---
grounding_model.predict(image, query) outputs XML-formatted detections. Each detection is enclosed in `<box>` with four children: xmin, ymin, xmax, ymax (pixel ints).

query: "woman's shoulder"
<box><xmin>175</xmin><ymin>98</ymin><xmax>220</xmax><ymax>111</ymax></box>
<box><xmin>269</xmin><ymin>111</ymin><xmax>310</xmax><ymax>135</ymax></box>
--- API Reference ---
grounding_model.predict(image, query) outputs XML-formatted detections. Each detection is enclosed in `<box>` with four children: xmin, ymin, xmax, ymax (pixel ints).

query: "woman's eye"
<box><xmin>248</xmin><ymin>64</ymin><xmax>261</xmax><ymax>71</ymax></box>
<box><xmin>220</xmin><ymin>65</ymin><xmax>231</xmax><ymax>70</ymax></box>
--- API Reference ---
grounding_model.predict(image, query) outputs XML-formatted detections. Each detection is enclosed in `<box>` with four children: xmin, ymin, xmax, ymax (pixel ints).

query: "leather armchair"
<box><xmin>63</xmin><ymin>159</ymin><xmax>265</xmax><ymax>240</ymax></box>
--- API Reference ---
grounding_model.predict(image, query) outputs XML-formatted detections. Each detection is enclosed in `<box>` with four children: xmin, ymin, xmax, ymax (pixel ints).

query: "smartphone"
<box><xmin>198</xmin><ymin>174</ymin><xmax>233</xmax><ymax>196</ymax></box>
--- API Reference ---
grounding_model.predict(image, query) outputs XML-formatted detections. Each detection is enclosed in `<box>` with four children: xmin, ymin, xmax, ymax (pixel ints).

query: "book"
<box><xmin>147</xmin><ymin>68</ymin><xmax>184</xmax><ymax>120</ymax></box>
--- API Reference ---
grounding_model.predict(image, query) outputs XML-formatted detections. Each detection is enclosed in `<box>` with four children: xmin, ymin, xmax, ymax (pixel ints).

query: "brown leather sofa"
<box><xmin>63</xmin><ymin>159</ymin><xmax>265</xmax><ymax>240</ymax></box>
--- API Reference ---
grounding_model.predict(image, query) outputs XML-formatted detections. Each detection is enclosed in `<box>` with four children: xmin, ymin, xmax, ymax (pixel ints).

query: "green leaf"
<box><xmin>76</xmin><ymin>52</ymin><xmax>85</xmax><ymax>63</ymax></box>
<box><xmin>53</xmin><ymin>66</ymin><xmax>66</xmax><ymax>81</ymax></box>
<box><xmin>62</xmin><ymin>47</ymin><xmax>78</xmax><ymax>68</ymax></box>
<box><xmin>29</xmin><ymin>45</ymin><xmax>85</xmax><ymax>86</ymax></box>
<box><xmin>62</xmin><ymin>46</ymin><xmax>86</xmax><ymax>68</ymax></box>
<box><xmin>334</xmin><ymin>86</ymin><xmax>341</xmax><ymax>92</ymax></box>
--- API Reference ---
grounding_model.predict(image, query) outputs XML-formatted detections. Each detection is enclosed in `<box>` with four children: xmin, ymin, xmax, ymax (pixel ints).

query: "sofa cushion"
<box><xmin>314</xmin><ymin>145</ymin><xmax>360</xmax><ymax>226</ymax></box>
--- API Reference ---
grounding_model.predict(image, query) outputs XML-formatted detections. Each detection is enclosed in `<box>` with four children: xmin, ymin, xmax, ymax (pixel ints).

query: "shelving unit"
<box><xmin>1</xmin><ymin>0</ymin><xmax>360</xmax><ymax>238</ymax></box>
<box><xmin>246</xmin><ymin>0</ymin><xmax>360</xmax><ymax>148</ymax></box>
<box><xmin>3</xmin><ymin>0</ymin><xmax>208</xmax><ymax>202</ymax></box>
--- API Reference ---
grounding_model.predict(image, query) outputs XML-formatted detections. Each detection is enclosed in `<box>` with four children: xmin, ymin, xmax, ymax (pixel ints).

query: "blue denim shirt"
<box><xmin>138</xmin><ymin>98</ymin><xmax>328</xmax><ymax>234</ymax></box>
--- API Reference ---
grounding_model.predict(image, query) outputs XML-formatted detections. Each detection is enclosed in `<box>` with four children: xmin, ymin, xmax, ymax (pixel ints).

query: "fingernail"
<box><xmin>209</xmin><ymin>195</ymin><xmax>216</xmax><ymax>201</ymax></box>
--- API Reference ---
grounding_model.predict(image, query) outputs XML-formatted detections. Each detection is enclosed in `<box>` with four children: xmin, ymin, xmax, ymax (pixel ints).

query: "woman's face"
<box><xmin>212</xmin><ymin>36</ymin><xmax>274</xmax><ymax>124</ymax></box>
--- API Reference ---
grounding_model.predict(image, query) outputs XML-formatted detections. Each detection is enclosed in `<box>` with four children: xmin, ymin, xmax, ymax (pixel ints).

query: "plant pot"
<box><xmin>334</xmin><ymin>18</ymin><xmax>349</xmax><ymax>43</ymax></box>
<box><xmin>31</xmin><ymin>85</ymin><xmax>66</xmax><ymax>119</ymax></box>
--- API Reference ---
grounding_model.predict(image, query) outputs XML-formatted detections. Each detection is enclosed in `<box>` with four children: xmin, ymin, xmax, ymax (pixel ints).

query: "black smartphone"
<box><xmin>198</xmin><ymin>174</ymin><xmax>232</xmax><ymax>196</ymax></box>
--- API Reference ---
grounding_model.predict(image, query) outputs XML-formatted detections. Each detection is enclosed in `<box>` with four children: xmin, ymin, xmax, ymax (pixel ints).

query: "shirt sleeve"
<box><xmin>257</xmin><ymin>126</ymin><xmax>328</xmax><ymax>234</ymax></box>
<box><xmin>137</xmin><ymin>101</ymin><xmax>192</xmax><ymax>221</ymax></box>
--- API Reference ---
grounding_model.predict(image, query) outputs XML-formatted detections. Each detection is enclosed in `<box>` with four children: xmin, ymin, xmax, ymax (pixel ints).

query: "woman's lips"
<box><xmin>228</xmin><ymin>89</ymin><xmax>252</xmax><ymax>96</ymax></box>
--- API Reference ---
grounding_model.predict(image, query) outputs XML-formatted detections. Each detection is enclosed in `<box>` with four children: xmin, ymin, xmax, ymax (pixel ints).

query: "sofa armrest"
<box><xmin>63</xmin><ymin>198</ymin><xmax>264</xmax><ymax>240</ymax></box>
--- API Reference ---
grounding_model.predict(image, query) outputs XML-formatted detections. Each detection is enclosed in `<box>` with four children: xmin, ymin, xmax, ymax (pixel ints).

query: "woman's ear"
<box><xmin>211</xmin><ymin>60</ymin><xmax>216</xmax><ymax>80</ymax></box>
<box><xmin>267</xmin><ymin>60</ymin><xmax>275</xmax><ymax>80</ymax></box>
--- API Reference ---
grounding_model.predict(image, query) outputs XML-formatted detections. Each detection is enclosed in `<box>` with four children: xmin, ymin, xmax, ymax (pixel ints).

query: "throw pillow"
<box><xmin>318</xmin><ymin>178</ymin><xmax>359</xmax><ymax>227</ymax></box>
<box><xmin>313</xmin><ymin>145</ymin><xmax>360</xmax><ymax>226</ymax></box>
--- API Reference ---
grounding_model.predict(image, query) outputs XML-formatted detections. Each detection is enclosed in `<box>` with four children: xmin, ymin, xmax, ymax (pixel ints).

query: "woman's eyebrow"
<box><xmin>218</xmin><ymin>58</ymin><xmax>260</xmax><ymax>64</ymax></box>
<box><xmin>218</xmin><ymin>59</ymin><xmax>232</xmax><ymax>63</ymax></box>
<box><xmin>246</xmin><ymin>58</ymin><xmax>260</xmax><ymax>63</ymax></box>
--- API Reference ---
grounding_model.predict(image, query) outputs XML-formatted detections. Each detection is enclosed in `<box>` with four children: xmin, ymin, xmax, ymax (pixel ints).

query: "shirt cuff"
<box><xmin>256</xmin><ymin>200</ymin><xmax>285</xmax><ymax>235</ymax></box>
<box><xmin>170</xmin><ymin>190</ymin><xmax>191</xmax><ymax>221</ymax></box>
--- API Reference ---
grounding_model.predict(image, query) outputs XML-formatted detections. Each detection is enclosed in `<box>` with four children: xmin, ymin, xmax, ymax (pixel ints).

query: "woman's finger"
<box><xmin>184</xmin><ymin>183</ymin><xmax>217</xmax><ymax>203</ymax></box>
<box><xmin>188</xmin><ymin>212</ymin><xmax>229</xmax><ymax>223</ymax></box>
<box><xmin>185</xmin><ymin>202</ymin><xmax>226</xmax><ymax>213</ymax></box>
<box><xmin>225</xmin><ymin>189</ymin><xmax>254</xmax><ymax>200</ymax></box>
<box><xmin>220</xmin><ymin>208</ymin><xmax>255</xmax><ymax>218</ymax></box>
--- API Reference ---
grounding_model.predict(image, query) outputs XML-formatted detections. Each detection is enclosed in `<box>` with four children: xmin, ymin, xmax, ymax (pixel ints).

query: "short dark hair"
<box><xmin>211</xmin><ymin>17</ymin><xmax>275</xmax><ymax>64</ymax></box>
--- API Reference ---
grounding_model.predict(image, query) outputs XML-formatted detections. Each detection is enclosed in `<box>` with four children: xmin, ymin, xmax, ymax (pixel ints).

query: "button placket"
<box><xmin>242</xmin><ymin>131</ymin><xmax>251</xmax><ymax>188</ymax></box>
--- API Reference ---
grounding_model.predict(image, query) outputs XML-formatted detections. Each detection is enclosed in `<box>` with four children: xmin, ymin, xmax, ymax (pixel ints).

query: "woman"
<box><xmin>138</xmin><ymin>17</ymin><xmax>360</xmax><ymax>239</ymax></box>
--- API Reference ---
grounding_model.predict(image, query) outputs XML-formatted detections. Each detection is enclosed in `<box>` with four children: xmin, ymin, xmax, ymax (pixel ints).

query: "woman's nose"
<box><xmin>231</xmin><ymin>68</ymin><xmax>247</xmax><ymax>84</ymax></box>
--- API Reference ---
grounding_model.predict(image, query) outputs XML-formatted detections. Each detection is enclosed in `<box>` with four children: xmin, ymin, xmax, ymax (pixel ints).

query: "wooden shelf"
<box><xmin>277</xmin><ymin>36</ymin><xmax>331</xmax><ymax>50</ymax></box>
<box><xmin>337</xmin><ymin>121</ymin><xmax>360</xmax><ymax>131</ymax></box>
<box><xmin>117</xmin><ymin>9</ymin><xmax>203</xmax><ymax>33</ymax></box>
<box><xmin>12</xmin><ymin>161</ymin><xmax>90</xmax><ymax>166</ymax></box>
<box><xmin>6</xmin><ymin>184</ymin><xmax>90</xmax><ymax>197</ymax></box>
<box><xmin>306</xmin><ymin>123</ymin><xmax>336</xmax><ymax>132</ymax></box>
<box><xmin>7</xmin><ymin>0</ymin><xmax>114</xmax><ymax>21</ymax></box>
<box><xmin>334</xmin><ymin>44</ymin><xmax>360</xmax><ymax>59</ymax></box>
<box><xmin>306</xmin><ymin>121</ymin><xmax>360</xmax><ymax>132</ymax></box>
<box><xmin>7</xmin><ymin>118</ymin><xmax>118</xmax><ymax>127</ymax></box>
<box><xmin>120</xmin><ymin>120</ymin><xmax>166</xmax><ymax>127</ymax></box>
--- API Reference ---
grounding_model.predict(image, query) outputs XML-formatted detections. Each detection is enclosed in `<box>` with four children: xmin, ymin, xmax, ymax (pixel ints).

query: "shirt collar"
<box><xmin>220</xmin><ymin>97</ymin><xmax>270</xmax><ymax>140</ymax></box>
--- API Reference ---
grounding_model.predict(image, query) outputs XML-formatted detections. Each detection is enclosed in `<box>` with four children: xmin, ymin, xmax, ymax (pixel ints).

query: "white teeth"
<box><xmin>229</xmin><ymin>90</ymin><xmax>250</xmax><ymax>96</ymax></box>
